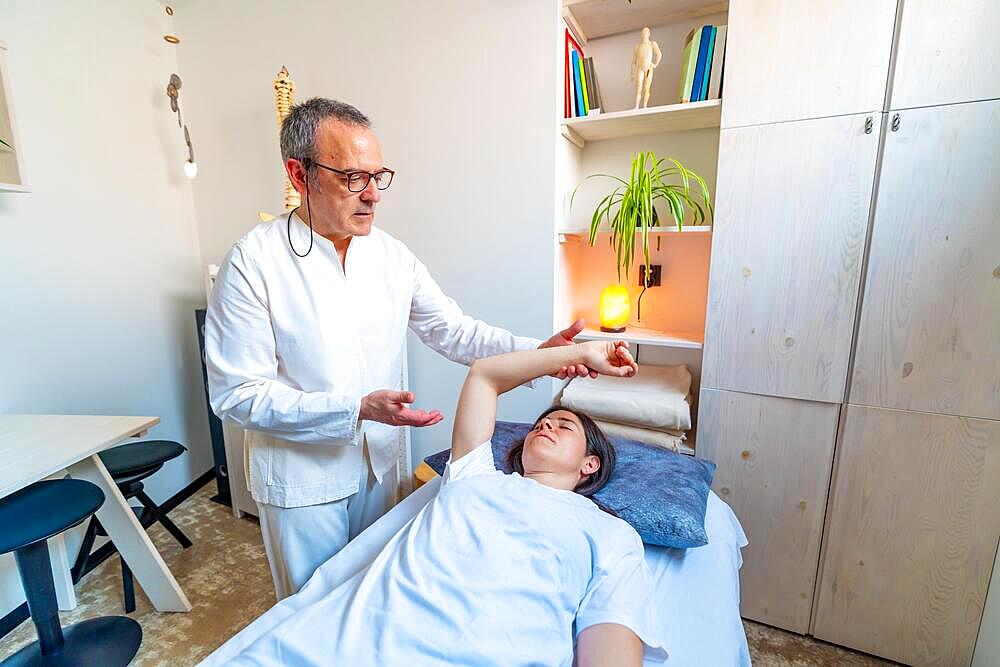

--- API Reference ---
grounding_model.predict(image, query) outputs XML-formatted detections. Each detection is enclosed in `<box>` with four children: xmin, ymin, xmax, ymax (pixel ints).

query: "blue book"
<box><xmin>690</xmin><ymin>25</ymin><xmax>714</xmax><ymax>102</ymax></box>
<box><xmin>698</xmin><ymin>26</ymin><xmax>717</xmax><ymax>102</ymax></box>
<box><xmin>571</xmin><ymin>49</ymin><xmax>585</xmax><ymax>116</ymax></box>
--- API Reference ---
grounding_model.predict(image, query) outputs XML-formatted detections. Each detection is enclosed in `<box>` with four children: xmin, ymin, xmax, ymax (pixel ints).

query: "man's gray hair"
<box><xmin>280</xmin><ymin>98</ymin><xmax>371</xmax><ymax>164</ymax></box>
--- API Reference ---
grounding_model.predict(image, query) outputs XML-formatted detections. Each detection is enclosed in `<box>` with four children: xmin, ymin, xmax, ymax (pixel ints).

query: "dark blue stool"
<box><xmin>0</xmin><ymin>479</ymin><xmax>142</xmax><ymax>666</ymax></box>
<box><xmin>71</xmin><ymin>440</ymin><xmax>191</xmax><ymax>613</ymax></box>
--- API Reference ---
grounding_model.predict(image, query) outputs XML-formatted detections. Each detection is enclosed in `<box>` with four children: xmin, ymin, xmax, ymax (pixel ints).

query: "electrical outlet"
<box><xmin>639</xmin><ymin>264</ymin><xmax>662</xmax><ymax>287</ymax></box>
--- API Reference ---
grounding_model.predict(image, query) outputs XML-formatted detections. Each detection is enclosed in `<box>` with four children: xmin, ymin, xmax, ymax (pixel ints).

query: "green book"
<box><xmin>677</xmin><ymin>27</ymin><xmax>702</xmax><ymax>103</ymax></box>
<box><xmin>579</xmin><ymin>54</ymin><xmax>591</xmax><ymax>115</ymax></box>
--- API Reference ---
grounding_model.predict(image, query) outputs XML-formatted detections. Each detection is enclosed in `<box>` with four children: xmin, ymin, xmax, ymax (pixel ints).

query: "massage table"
<box><xmin>202</xmin><ymin>476</ymin><xmax>751</xmax><ymax>666</ymax></box>
<box><xmin>201</xmin><ymin>464</ymin><xmax>750</xmax><ymax>667</ymax></box>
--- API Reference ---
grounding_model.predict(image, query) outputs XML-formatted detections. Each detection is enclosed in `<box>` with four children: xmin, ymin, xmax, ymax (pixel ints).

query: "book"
<box><xmin>584</xmin><ymin>56</ymin><xmax>602</xmax><ymax>112</ymax></box>
<box><xmin>566</xmin><ymin>47</ymin><xmax>580</xmax><ymax>118</ymax></box>
<box><xmin>564</xmin><ymin>30</ymin><xmax>572</xmax><ymax>117</ymax></box>
<box><xmin>677</xmin><ymin>27</ymin><xmax>703</xmax><ymax>103</ymax></box>
<box><xmin>578</xmin><ymin>50</ymin><xmax>591</xmax><ymax>115</ymax></box>
<box><xmin>708</xmin><ymin>25</ymin><xmax>727</xmax><ymax>100</ymax></box>
<box><xmin>690</xmin><ymin>25</ymin><xmax>714</xmax><ymax>103</ymax></box>
<box><xmin>566</xmin><ymin>29</ymin><xmax>586</xmax><ymax>117</ymax></box>
<box><xmin>698</xmin><ymin>26</ymin><xmax>717</xmax><ymax>102</ymax></box>
<box><xmin>571</xmin><ymin>49</ymin><xmax>586</xmax><ymax>117</ymax></box>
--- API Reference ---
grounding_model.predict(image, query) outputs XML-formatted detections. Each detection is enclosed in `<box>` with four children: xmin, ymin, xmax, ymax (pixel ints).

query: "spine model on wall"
<box><xmin>274</xmin><ymin>66</ymin><xmax>299</xmax><ymax>211</ymax></box>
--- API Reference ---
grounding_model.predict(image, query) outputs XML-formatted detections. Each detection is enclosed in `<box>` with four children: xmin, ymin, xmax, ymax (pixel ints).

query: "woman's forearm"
<box><xmin>450</xmin><ymin>345</ymin><xmax>587</xmax><ymax>461</ymax></box>
<box><xmin>469</xmin><ymin>344</ymin><xmax>586</xmax><ymax>395</ymax></box>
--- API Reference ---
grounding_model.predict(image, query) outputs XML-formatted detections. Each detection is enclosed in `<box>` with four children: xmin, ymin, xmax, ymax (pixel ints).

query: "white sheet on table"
<box><xmin>560</xmin><ymin>365</ymin><xmax>693</xmax><ymax>431</ymax></box>
<box><xmin>201</xmin><ymin>478</ymin><xmax>749</xmax><ymax>667</ymax></box>
<box><xmin>645</xmin><ymin>492</ymin><xmax>751</xmax><ymax>666</ymax></box>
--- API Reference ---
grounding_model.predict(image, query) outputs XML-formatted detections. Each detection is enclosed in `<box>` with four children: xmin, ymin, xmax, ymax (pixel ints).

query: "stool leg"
<box><xmin>13</xmin><ymin>540</ymin><xmax>64</xmax><ymax>655</ymax></box>
<box><xmin>70</xmin><ymin>517</ymin><xmax>98</xmax><ymax>583</ymax></box>
<box><xmin>136</xmin><ymin>489</ymin><xmax>192</xmax><ymax>549</ymax></box>
<box><xmin>120</xmin><ymin>557</ymin><xmax>136</xmax><ymax>614</ymax></box>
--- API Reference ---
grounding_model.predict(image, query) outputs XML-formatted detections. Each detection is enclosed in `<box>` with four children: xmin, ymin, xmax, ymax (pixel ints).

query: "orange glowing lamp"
<box><xmin>598</xmin><ymin>284</ymin><xmax>630</xmax><ymax>333</ymax></box>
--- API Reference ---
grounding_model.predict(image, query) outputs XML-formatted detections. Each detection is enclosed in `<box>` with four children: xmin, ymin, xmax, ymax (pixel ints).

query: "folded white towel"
<box><xmin>560</xmin><ymin>365</ymin><xmax>692</xmax><ymax>430</ymax></box>
<box><xmin>593</xmin><ymin>419</ymin><xmax>693</xmax><ymax>455</ymax></box>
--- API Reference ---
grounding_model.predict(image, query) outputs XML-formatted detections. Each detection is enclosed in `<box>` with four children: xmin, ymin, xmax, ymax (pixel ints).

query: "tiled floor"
<box><xmin>0</xmin><ymin>483</ymin><xmax>896</xmax><ymax>665</ymax></box>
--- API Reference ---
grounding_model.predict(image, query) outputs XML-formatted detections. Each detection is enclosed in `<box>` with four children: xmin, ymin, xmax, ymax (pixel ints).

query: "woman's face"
<box><xmin>521</xmin><ymin>410</ymin><xmax>600</xmax><ymax>480</ymax></box>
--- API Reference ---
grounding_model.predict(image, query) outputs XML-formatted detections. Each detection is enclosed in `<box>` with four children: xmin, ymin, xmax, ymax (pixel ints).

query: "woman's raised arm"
<box><xmin>450</xmin><ymin>341</ymin><xmax>636</xmax><ymax>462</ymax></box>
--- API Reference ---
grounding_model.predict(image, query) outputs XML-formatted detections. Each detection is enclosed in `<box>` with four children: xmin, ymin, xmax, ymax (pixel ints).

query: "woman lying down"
<box><xmin>225</xmin><ymin>341</ymin><xmax>666</xmax><ymax>666</ymax></box>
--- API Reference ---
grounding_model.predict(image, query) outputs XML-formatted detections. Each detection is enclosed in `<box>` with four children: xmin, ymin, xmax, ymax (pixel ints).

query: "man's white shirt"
<box><xmin>205</xmin><ymin>214</ymin><xmax>540</xmax><ymax>508</ymax></box>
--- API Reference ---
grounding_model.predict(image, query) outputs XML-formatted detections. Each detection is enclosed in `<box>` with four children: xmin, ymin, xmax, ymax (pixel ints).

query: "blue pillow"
<box><xmin>423</xmin><ymin>421</ymin><xmax>716</xmax><ymax>549</ymax></box>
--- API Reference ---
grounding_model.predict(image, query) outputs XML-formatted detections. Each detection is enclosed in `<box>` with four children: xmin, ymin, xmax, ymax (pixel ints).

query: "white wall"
<box><xmin>0</xmin><ymin>0</ymin><xmax>212</xmax><ymax>616</ymax></box>
<box><xmin>175</xmin><ymin>0</ymin><xmax>559</xmax><ymax>464</ymax></box>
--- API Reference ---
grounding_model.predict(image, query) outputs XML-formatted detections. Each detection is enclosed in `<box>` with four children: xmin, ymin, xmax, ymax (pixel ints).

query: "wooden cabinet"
<box><xmin>697</xmin><ymin>388</ymin><xmax>840</xmax><ymax>632</ymax></box>
<box><xmin>890</xmin><ymin>0</ymin><xmax>1000</xmax><ymax>110</ymax></box>
<box><xmin>850</xmin><ymin>100</ymin><xmax>1000</xmax><ymax>421</ymax></box>
<box><xmin>814</xmin><ymin>405</ymin><xmax>1000</xmax><ymax>666</ymax></box>
<box><xmin>721</xmin><ymin>0</ymin><xmax>896</xmax><ymax>128</ymax></box>
<box><xmin>702</xmin><ymin>114</ymin><xmax>880</xmax><ymax>403</ymax></box>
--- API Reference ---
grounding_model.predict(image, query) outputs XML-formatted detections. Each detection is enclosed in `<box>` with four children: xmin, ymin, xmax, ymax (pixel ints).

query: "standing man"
<box><xmin>206</xmin><ymin>98</ymin><xmax>589</xmax><ymax>600</ymax></box>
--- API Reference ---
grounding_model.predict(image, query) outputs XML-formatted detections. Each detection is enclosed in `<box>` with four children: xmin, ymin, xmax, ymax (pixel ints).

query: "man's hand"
<box><xmin>540</xmin><ymin>319</ymin><xmax>598</xmax><ymax>379</ymax></box>
<box><xmin>360</xmin><ymin>390</ymin><xmax>444</xmax><ymax>427</ymax></box>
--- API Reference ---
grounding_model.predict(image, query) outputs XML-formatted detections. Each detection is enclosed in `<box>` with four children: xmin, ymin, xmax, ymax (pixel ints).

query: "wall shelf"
<box><xmin>559</xmin><ymin>225</ymin><xmax>712</xmax><ymax>243</ymax></box>
<box><xmin>562</xmin><ymin>99</ymin><xmax>721</xmax><ymax>145</ymax></box>
<box><xmin>574</xmin><ymin>325</ymin><xmax>703</xmax><ymax>350</ymax></box>
<box><xmin>563</xmin><ymin>0</ymin><xmax>729</xmax><ymax>42</ymax></box>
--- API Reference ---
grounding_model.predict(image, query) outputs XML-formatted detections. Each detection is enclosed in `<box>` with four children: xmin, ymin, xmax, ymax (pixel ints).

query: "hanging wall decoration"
<box><xmin>166</xmin><ymin>73</ymin><xmax>197</xmax><ymax>178</ymax></box>
<box><xmin>162</xmin><ymin>5</ymin><xmax>197</xmax><ymax>178</ymax></box>
<box><xmin>163</xmin><ymin>4</ymin><xmax>180</xmax><ymax>44</ymax></box>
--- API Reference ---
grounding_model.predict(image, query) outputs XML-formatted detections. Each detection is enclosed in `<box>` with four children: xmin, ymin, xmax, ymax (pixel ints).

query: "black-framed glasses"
<box><xmin>304</xmin><ymin>158</ymin><xmax>395</xmax><ymax>192</ymax></box>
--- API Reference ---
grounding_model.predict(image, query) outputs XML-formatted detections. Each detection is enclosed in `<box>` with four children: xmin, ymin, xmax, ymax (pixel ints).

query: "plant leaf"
<box><xmin>576</xmin><ymin>150</ymin><xmax>713</xmax><ymax>281</ymax></box>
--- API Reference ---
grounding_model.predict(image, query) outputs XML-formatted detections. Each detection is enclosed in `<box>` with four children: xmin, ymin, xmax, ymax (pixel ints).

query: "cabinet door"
<box><xmin>891</xmin><ymin>0</ymin><xmax>1000</xmax><ymax>109</ymax></box>
<box><xmin>850</xmin><ymin>100</ymin><xmax>1000</xmax><ymax>420</ymax></box>
<box><xmin>702</xmin><ymin>114</ymin><xmax>880</xmax><ymax>402</ymax></box>
<box><xmin>722</xmin><ymin>0</ymin><xmax>896</xmax><ymax>128</ymax></box>
<box><xmin>697</xmin><ymin>388</ymin><xmax>840</xmax><ymax>632</ymax></box>
<box><xmin>814</xmin><ymin>405</ymin><xmax>1000</xmax><ymax>666</ymax></box>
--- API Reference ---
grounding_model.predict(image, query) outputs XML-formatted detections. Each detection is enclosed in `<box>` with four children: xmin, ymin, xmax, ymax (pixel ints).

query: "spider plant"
<box><xmin>0</xmin><ymin>137</ymin><xmax>12</xmax><ymax>152</ymax></box>
<box><xmin>571</xmin><ymin>150</ymin><xmax>712</xmax><ymax>285</ymax></box>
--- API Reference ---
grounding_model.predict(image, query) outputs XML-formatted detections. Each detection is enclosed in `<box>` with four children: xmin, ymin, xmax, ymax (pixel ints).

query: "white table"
<box><xmin>0</xmin><ymin>415</ymin><xmax>192</xmax><ymax>612</ymax></box>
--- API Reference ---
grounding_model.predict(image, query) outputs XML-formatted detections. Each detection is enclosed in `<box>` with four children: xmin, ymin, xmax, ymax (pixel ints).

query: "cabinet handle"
<box><xmin>864</xmin><ymin>116</ymin><xmax>873</xmax><ymax>134</ymax></box>
<box><xmin>891</xmin><ymin>113</ymin><xmax>901</xmax><ymax>132</ymax></box>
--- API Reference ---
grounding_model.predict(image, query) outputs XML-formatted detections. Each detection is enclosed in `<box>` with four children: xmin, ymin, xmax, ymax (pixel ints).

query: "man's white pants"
<box><xmin>256</xmin><ymin>461</ymin><xmax>398</xmax><ymax>600</ymax></box>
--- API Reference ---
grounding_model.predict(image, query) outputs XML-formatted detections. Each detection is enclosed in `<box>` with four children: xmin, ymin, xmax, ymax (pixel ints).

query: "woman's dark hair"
<box><xmin>506</xmin><ymin>406</ymin><xmax>616</xmax><ymax>500</ymax></box>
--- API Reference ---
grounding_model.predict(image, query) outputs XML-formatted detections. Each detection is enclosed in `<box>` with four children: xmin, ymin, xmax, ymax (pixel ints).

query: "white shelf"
<box><xmin>559</xmin><ymin>225</ymin><xmax>711</xmax><ymax>243</ymax></box>
<box><xmin>574</xmin><ymin>325</ymin><xmax>703</xmax><ymax>350</ymax></box>
<box><xmin>562</xmin><ymin>99</ymin><xmax>721</xmax><ymax>145</ymax></box>
<box><xmin>563</xmin><ymin>0</ymin><xmax>729</xmax><ymax>42</ymax></box>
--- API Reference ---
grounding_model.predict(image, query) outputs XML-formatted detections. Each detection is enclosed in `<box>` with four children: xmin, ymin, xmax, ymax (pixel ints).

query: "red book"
<box><xmin>564</xmin><ymin>30</ymin><xmax>571</xmax><ymax>118</ymax></box>
<box><xmin>564</xmin><ymin>28</ymin><xmax>585</xmax><ymax>118</ymax></box>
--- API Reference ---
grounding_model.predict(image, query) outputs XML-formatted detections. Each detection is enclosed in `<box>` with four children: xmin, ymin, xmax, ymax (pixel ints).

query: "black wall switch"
<box><xmin>639</xmin><ymin>264</ymin><xmax>662</xmax><ymax>287</ymax></box>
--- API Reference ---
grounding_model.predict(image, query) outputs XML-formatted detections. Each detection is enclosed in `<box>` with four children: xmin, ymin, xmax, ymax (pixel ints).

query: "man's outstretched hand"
<box><xmin>361</xmin><ymin>390</ymin><xmax>444</xmax><ymax>427</ymax></box>
<box><xmin>539</xmin><ymin>318</ymin><xmax>598</xmax><ymax>379</ymax></box>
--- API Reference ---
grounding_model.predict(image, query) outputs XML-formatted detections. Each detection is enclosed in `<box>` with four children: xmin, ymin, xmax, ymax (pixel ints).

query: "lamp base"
<box><xmin>600</xmin><ymin>326</ymin><xmax>626</xmax><ymax>333</ymax></box>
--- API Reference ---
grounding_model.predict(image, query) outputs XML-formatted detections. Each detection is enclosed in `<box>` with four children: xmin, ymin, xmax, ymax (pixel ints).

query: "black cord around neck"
<box><xmin>287</xmin><ymin>177</ymin><xmax>314</xmax><ymax>258</ymax></box>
